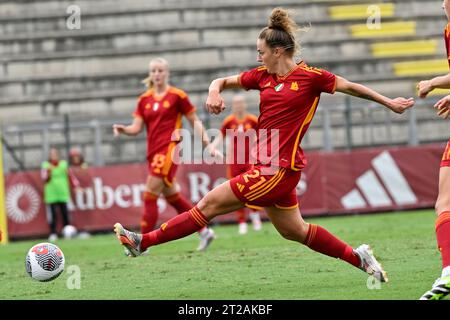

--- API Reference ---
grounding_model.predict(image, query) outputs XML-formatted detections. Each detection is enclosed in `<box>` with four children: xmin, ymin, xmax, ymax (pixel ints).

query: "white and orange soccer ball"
<box><xmin>26</xmin><ymin>243</ymin><xmax>65</xmax><ymax>282</ymax></box>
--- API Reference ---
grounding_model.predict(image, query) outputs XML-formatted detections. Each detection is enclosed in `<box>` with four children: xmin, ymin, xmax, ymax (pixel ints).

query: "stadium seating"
<box><xmin>0</xmin><ymin>0</ymin><xmax>448</xmax><ymax>170</ymax></box>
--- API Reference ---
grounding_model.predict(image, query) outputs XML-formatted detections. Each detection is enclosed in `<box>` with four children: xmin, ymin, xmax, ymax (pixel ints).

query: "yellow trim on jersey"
<box><xmin>162</xmin><ymin>142</ymin><xmax>176</xmax><ymax>176</ymax></box>
<box><xmin>139</xmin><ymin>89</ymin><xmax>153</xmax><ymax>99</ymax></box>
<box><xmin>291</xmin><ymin>97</ymin><xmax>320</xmax><ymax>171</ymax></box>
<box><xmin>247</xmin><ymin>114</ymin><xmax>258</xmax><ymax>123</ymax></box>
<box><xmin>168</xmin><ymin>86</ymin><xmax>187</xmax><ymax>99</ymax></box>
<box><xmin>222</xmin><ymin>115</ymin><xmax>236</xmax><ymax>127</ymax></box>
<box><xmin>299</xmin><ymin>66</ymin><xmax>323</xmax><ymax>75</ymax></box>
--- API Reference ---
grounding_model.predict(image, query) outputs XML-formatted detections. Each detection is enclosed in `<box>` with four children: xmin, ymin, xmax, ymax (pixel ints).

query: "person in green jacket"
<box><xmin>41</xmin><ymin>148</ymin><xmax>79</xmax><ymax>241</ymax></box>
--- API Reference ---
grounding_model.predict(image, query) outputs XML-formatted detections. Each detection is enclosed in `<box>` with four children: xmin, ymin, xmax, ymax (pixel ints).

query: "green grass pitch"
<box><xmin>0</xmin><ymin>209</ymin><xmax>445</xmax><ymax>300</ymax></box>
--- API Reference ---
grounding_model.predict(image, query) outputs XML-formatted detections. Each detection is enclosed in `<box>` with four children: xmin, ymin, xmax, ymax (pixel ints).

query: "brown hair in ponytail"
<box><xmin>259</xmin><ymin>8</ymin><xmax>303</xmax><ymax>56</ymax></box>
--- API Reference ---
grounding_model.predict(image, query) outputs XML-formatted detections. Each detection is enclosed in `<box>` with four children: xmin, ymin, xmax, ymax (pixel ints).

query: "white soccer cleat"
<box><xmin>354</xmin><ymin>244</ymin><xmax>388</xmax><ymax>283</ymax></box>
<box><xmin>420</xmin><ymin>276</ymin><xmax>450</xmax><ymax>300</ymax></box>
<box><xmin>250</xmin><ymin>212</ymin><xmax>262</xmax><ymax>231</ymax></box>
<box><xmin>113</xmin><ymin>223</ymin><xmax>144</xmax><ymax>257</ymax></box>
<box><xmin>197</xmin><ymin>228</ymin><xmax>216</xmax><ymax>251</ymax></box>
<box><xmin>238</xmin><ymin>222</ymin><xmax>248</xmax><ymax>235</ymax></box>
<box><xmin>48</xmin><ymin>233</ymin><xmax>58</xmax><ymax>242</ymax></box>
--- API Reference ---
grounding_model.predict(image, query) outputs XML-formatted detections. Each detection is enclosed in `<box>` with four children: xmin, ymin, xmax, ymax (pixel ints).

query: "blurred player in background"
<box><xmin>114</xmin><ymin>8</ymin><xmax>413</xmax><ymax>284</ymax></box>
<box><xmin>417</xmin><ymin>0</ymin><xmax>450</xmax><ymax>300</ymax></box>
<box><xmin>69</xmin><ymin>147</ymin><xmax>88</xmax><ymax>169</ymax></box>
<box><xmin>211</xmin><ymin>94</ymin><xmax>262</xmax><ymax>234</ymax></box>
<box><xmin>41</xmin><ymin>148</ymin><xmax>80</xmax><ymax>241</ymax></box>
<box><xmin>113</xmin><ymin>57</ymin><xmax>218</xmax><ymax>251</ymax></box>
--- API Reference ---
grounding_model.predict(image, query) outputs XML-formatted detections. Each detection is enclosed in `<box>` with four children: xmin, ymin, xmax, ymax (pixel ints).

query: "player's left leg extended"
<box><xmin>421</xmin><ymin>166</ymin><xmax>450</xmax><ymax>300</ymax></box>
<box><xmin>114</xmin><ymin>180</ymin><xmax>244</xmax><ymax>257</ymax></box>
<box><xmin>265</xmin><ymin>206</ymin><xmax>388</xmax><ymax>282</ymax></box>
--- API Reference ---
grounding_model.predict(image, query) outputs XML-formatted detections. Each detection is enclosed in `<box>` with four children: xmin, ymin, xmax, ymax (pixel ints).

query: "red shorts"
<box><xmin>148</xmin><ymin>144</ymin><xmax>178</xmax><ymax>187</ymax></box>
<box><xmin>441</xmin><ymin>141</ymin><xmax>450</xmax><ymax>167</ymax></box>
<box><xmin>227</xmin><ymin>164</ymin><xmax>253</xmax><ymax>179</ymax></box>
<box><xmin>229</xmin><ymin>165</ymin><xmax>301</xmax><ymax>209</ymax></box>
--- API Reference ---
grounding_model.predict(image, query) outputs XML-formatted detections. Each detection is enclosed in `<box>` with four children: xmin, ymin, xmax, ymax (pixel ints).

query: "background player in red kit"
<box><xmin>213</xmin><ymin>95</ymin><xmax>263</xmax><ymax>234</ymax></box>
<box><xmin>417</xmin><ymin>0</ymin><xmax>450</xmax><ymax>300</ymax></box>
<box><xmin>113</xmin><ymin>57</ymin><xmax>217</xmax><ymax>251</ymax></box>
<box><xmin>114</xmin><ymin>8</ymin><xmax>413</xmax><ymax>283</ymax></box>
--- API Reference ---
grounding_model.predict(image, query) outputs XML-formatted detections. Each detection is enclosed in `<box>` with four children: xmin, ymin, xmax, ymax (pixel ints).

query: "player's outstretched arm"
<box><xmin>112</xmin><ymin>117</ymin><xmax>144</xmax><ymax>137</ymax></box>
<box><xmin>335</xmin><ymin>76</ymin><xmax>414</xmax><ymax>114</ymax></box>
<box><xmin>418</xmin><ymin>73</ymin><xmax>450</xmax><ymax>99</ymax></box>
<box><xmin>206</xmin><ymin>75</ymin><xmax>242</xmax><ymax>115</ymax></box>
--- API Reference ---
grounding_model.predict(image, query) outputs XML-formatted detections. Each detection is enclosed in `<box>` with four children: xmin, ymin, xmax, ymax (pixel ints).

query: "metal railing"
<box><xmin>1</xmin><ymin>97</ymin><xmax>449</xmax><ymax>172</ymax></box>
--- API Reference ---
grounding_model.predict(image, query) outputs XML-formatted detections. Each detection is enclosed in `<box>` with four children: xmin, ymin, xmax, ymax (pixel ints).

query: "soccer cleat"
<box><xmin>197</xmin><ymin>228</ymin><xmax>216</xmax><ymax>251</ymax></box>
<box><xmin>354</xmin><ymin>244</ymin><xmax>388</xmax><ymax>283</ymax></box>
<box><xmin>48</xmin><ymin>233</ymin><xmax>58</xmax><ymax>242</ymax></box>
<box><xmin>238</xmin><ymin>222</ymin><xmax>248</xmax><ymax>235</ymax></box>
<box><xmin>420</xmin><ymin>276</ymin><xmax>450</xmax><ymax>300</ymax></box>
<box><xmin>250</xmin><ymin>213</ymin><xmax>262</xmax><ymax>231</ymax></box>
<box><xmin>113</xmin><ymin>223</ymin><xmax>144</xmax><ymax>257</ymax></box>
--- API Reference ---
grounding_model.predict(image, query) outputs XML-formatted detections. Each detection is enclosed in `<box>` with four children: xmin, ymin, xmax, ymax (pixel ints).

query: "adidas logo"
<box><xmin>341</xmin><ymin>151</ymin><xmax>417</xmax><ymax>209</ymax></box>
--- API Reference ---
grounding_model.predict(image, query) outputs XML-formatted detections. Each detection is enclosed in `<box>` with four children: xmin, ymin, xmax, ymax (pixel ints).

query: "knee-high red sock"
<box><xmin>141</xmin><ymin>192</ymin><xmax>158</xmax><ymax>234</ymax></box>
<box><xmin>303</xmin><ymin>224</ymin><xmax>360</xmax><ymax>268</ymax></box>
<box><xmin>165</xmin><ymin>193</ymin><xmax>192</xmax><ymax>214</ymax></box>
<box><xmin>165</xmin><ymin>193</ymin><xmax>208</xmax><ymax>234</ymax></box>
<box><xmin>141</xmin><ymin>206</ymin><xmax>208</xmax><ymax>251</ymax></box>
<box><xmin>236</xmin><ymin>209</ymin><xmax>246</xmax><ymax>224</ymax></box>
<box><xmin>436</xmin><ymin>211</ymin><xmax>450</xmax><ymax>269</ymax></box>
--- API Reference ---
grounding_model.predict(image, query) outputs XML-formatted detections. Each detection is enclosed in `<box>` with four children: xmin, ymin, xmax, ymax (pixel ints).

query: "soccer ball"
<box><xmin>26</xmin><ymin>243</ymin><xmax>65</xmax><ymax>282</ymax></box>
<box><xmin>62</xmin><ymin>225</ymin><xmax>77</xmax><ymax>239</ymax></box>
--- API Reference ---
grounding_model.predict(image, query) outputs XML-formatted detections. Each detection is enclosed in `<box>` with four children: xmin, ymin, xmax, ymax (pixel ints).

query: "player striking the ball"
<box><xmin>114</xmin><ymin>8</ymin><xmax>413</xmax><ymax>282</ymax></box>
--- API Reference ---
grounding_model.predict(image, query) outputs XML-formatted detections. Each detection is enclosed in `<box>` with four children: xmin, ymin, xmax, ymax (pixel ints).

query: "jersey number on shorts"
<box><xmin>242</xmin><ymin>169</ymin><xmax>267</xmax><ymax>191</ymax></box>
<box><xmin>151</xmin><ymin>154</ymin><xmax>166</xmax><ymax>174</ymax></box>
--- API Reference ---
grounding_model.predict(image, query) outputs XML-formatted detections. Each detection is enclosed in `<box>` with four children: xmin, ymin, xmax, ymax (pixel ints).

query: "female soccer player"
<box><xmin>114</xmin><ymin>8</ymin><xmax>413</xmax><ymax>282</ymax></box>
<box><xmin>113</xmin><ymin>57</ymin><xmax>217</xmax><ymax>251</ymax></box>
<box><xmin>417</xmin><ymin>0</ymin><xmax>450</xmax><ymax>300</ymax></box>
<box><xmin>212</xmin><ymin>94</ymin><xmax>263</xmax><ymax>234</ymax></box>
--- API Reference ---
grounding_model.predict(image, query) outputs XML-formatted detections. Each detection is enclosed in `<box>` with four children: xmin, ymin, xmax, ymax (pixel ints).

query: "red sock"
<box><xmin>141</xmin><ymin>192</ymin><xmax>158</xmax><ymax>234</ymax></box>
<box><xmin>165</xmin><ymin>193</ymin><xmax>192</xmax><ymax>214</ymax></box>
<box><xmin>303</xmin><ymin>224</ymin><xmax>360</xmax><ymax>268</ymax></box>
<box><xmin>236</xmin><ymin>209</ymin><xmax>246</xmax><ymax>224</ymax></box>
<box><xmin>141</xmin><ymin>206</ymin><xmax>208</xmax><ymax>251</ymax></box>
<box><xmin>165</xmin><ymin>193</ymin><xmax>207</xmax><ymax>234</ymax></box>
<box><xmin>436</xmin><ymin>211</ymin><xmax>450</xmax><ymax>269</ymax></box>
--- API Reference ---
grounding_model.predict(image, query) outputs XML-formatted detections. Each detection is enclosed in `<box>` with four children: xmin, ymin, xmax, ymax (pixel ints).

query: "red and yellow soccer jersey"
<box><xmin>221</xmin><ymin>113</ymin><xmax>258</xmax><ymax>165</ymax></box>
<box><xmin>238</xmin><ymin>62</ymin><xmax>336</xmax><ymax>171</ymax></box>
<box><xmin>445</xmin><ymin>23</ymin><xmax>450</xmax><ymax>68</ymax></box>
<box><xmin>134</xmin><ymin>86</ymin><xmax>196</xmax><ymax>160</ymax></box>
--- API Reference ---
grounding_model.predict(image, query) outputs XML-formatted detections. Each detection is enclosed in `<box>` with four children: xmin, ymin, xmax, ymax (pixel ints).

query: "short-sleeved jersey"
<box><xmin>445</xmin><ymin>23</ymin><xmax>450</xmax><ymax>68</ymax></box>
<box><xmin>221</xmin><ymin>114</ymin><xmax>258</xmax><ymax>165</ymax></box>
<box><xmin>134</xmin><ymin>86</ymin><xmax>196</xmax><ymax>159</ymax></box>
<box><xmin>238</xmin><ymin>62</ymin><xmax>336</xmax><ymax>171</ymax></box>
